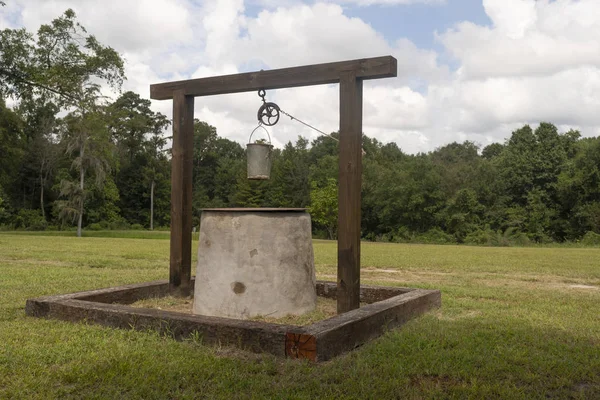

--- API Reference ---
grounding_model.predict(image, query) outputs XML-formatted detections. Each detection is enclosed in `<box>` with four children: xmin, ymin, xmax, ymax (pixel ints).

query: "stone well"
<box><xmin>193</xmin><ymin>208</ymin><xmax>317</xmax><ymax>319</ymax></box>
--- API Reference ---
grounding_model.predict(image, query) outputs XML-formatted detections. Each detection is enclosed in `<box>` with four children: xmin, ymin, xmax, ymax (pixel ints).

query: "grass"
<box><xmin>0</xmin><ymin>233</ymin><xmax>599</xmax><ymax>399</ymax></box>
<box><xmin>0</xmin><ymin>229</ymin><xmax>178</xmax><ymax>240</ymax></box>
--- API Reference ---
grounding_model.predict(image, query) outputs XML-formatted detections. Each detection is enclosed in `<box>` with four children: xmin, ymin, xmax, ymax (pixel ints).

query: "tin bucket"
<box><xmin>247</xmin><ymin>125</ymin><xmax>273</xmax><ymax>180</ymax></box>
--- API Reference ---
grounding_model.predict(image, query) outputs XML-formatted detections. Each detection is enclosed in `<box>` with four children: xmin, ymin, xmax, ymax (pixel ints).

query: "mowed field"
<box><xmin>0</xmin><ymin>233</ymin><xmax>599</xmax><ymax>399</ymax></box>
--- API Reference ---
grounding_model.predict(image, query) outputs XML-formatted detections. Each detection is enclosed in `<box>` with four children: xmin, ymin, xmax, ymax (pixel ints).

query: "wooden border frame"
<box><xmin>151</xmin><ymin>56</ymin><xmax>398</xmax><ymax>312</ymax></box>
<box><xmin>26</xmin><ymin>280</ymin><xmax>440</xmax><ymax>362</ymax></box>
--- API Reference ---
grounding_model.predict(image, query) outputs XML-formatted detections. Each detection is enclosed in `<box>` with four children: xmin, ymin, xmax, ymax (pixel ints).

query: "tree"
<box><xmin>1</xmin><ymin>9</ymin><xmax>125</xmax><ymax>235</ymax></box>
<box><xmin>108</xmin><ymin>91</ymin><xmax>169</xmax><ymax>161</ymax></box>
<box><xmin>482</xmin><ymin>142</ymin><xmax>504</xmax><ymax>159</ymax></box>
<box><xmin>431</xmin><ymin>141</ymin><xmax>480</xmax><ymax>197</ymax></box>
<box><xmin>0</xmin><ymin>9</ymin><xmax>124</xmax><ymax>108</ymax></box>
<box><xmin>108</xmin><ymin>91</ymin><xmax>169</xmax><ymax>229</ymax></box>
<box><xmin>309</xmin><ymin>178</ymin><xmax>338</xmax><ymax>239</ymax></box>
<box><xmin>56</xmin><ymin>106</ymin><xmax>114</xmax><ymax>236</ymax></box>
<box><xmin>557</xmin><ymin>137</ymin><xmax>600</xmax><ymax>237</ymax></box>
<box><xmin>495</xmin><ymin>123</ymin><xmax>580</xmax><ymax>240</ymax></box>
<box><xmin>143</xmin><ymin>131</ymin><xmax>170</xmax><ymax>230</ymax></box>
<box><xmin>266</xmin><ymin>137</ymin><xmax>311</xmax><ymax>208</ymax></box>
<box><xmin>440</xmin><ymin>188</ymin><xmax>484</xmax><ymax>242</ymax></box>
<box><xmin>16</xmin><ymin>97</ymin><xmax>61</xmax><ymax>220</ymax></box>
<box><xmin>192</xmin><ymin>120</ymin><xmax>244</xmax><ymax>218</ymax></box>
<box><xmin>0</xmin><ymin>98</ymin><xmax>24</xmax><ymax>214</ymax></box>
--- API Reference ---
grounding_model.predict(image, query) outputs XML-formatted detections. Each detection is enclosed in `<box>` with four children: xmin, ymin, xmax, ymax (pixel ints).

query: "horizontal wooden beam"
<box><xmin>306</xmin><ymin>288</ymin><xmax>442</xmax><ymax>361</ymax></box>
<box><xmin>150</xmin><ymin>56</ymin><xmax>397</xmax><ymax>100</ymax></box>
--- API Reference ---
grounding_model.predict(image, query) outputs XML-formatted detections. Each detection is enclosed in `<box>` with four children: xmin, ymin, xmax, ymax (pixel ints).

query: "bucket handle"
<box><xmin>248</xmin><ymin>124</ymin><xmax>272</xmax><ymax>145</ymax></box>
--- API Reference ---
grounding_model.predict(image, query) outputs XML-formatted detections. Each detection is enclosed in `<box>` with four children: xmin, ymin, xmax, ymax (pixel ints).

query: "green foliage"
<box><xmin>0</xmin><ymin>9</ymin><xmax>124</xmax><ymax>106</ymax></box>
<box><xmin>0</xmin><ymin>190</ymin><xmax>4</xmax><ymax>220</ymax></box>
<box><xmin>13</xmin><ymin>208</ymin><xmax>47</xmax><ymax>230</ymax></box>
<box><xmin>1</xmin><ymin>7</ymin><xmax>600</xmax><ymax>245</ymax></box>
<box><xmin>1</xmin><ymin>8</ymin><xmax>125</xmax><ymax>237</ymax></box>
<box><xmin>464</xmin><ymin>227</ymin><xmax>531</xmax><ymax>247</ymax></box>
<box><xmin>86</xmin><ymin>176</ymin><xmax>121</xmax><ymax>224</ymax></box>
<box><xmin>413</xmin><ymin>227</ymin><xmax>456</xmax><ymax>244</ymax></box>
<box><xmin>86</xmin><ymin>222</ymin><xmax>103</xmax><ymax>231</ymax></box>
<box><xmin>581</xmin><ymin>231</ymin><xmax>600</xmax><ymax>246</ymax></box>
<box><xmin>308</xmin><ymin>178</ymin><xmax>338</xmax><ymax>240</ymax></box>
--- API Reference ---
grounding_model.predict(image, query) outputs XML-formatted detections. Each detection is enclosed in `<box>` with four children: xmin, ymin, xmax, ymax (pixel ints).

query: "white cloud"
<box><xmin>325</xmin><ymin>0</ymin><xmax>445</xmax><ymax>5</ymax></box>
<box><xmin>235</xmin><ymin>3</ymin><xmax>390</xmax><ymax>67</ymax></box>
<box><xmin>4</xmin><ymin>0</ymin><xmax>600</xmax><ymax>154</ymax></box>
<box><xmin>249</xmin><ymin>0</ymin><xmax>444</xmax><ymax>6</ymax></box>
<box><xmin>429</xmin><ymin>0</ymin><xmax>600</xmax><ymax>149</ymax></box>
<box><xmin>440</xmin><ymin>0</ymin><xmax>600</xmax><ymax>79</ymax></box>
<box><xmin>483</xmin><ymin>0</ymin><xmax>537</xmax><ymax>39</ymax></box>
<box><xmin>13</xmin><ymin>0</ymin><xmax>194</xmax><ymax>54</ymax></box>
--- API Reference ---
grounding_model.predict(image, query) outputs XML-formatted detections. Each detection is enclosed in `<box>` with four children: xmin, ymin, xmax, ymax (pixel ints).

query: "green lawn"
<box><xmin>1</xmin><ymin>234</ymin><xmax>599</xmax><ymax>399</ymax></box>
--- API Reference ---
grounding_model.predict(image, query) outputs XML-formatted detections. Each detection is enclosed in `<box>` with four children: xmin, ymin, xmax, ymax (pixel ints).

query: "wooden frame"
<box><xmin>26</xmin><ymin>279</ymin><xmax>441</xmax><ymax>362</ymax></box>
<box><xmin>151</xmin><ymin>56</ymin><xmax>398</xmax><ymax>313</ymax></box>
<box><xmin>25</xmin><ymin>57</ymin><xmax>445</xmax><ymax>361</ymax></box>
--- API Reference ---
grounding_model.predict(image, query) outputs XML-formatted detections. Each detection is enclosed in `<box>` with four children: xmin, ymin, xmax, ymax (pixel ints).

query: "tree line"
<box><xmin>1</xmin><ymin>9</ymin><xmax>600</xmax><ymax>244</ymax></box>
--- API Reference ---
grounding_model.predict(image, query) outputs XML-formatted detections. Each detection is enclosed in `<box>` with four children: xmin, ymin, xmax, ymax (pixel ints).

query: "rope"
<box><xmin>280</xmin><ymin>109</ymin><xmax>339</xmax><ymax>142</ymax></box>
<box><xmin>279</xmin><ymin>108</ymin><xmax>366</xmax><ymax>155</ymax></box>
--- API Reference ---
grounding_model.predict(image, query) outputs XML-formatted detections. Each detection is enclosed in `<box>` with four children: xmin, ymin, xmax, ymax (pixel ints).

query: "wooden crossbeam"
<box><xmin>150</xmin><ymin>56</ymin><xmax>397</xmax><ymax>100</ymax></box>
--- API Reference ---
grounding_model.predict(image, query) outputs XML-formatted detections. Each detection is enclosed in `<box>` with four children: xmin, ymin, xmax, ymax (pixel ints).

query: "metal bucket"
<box><xmin>247</xmin><ymin>125</ymin><xmax>273</xmax><ymax>180</ymax></box>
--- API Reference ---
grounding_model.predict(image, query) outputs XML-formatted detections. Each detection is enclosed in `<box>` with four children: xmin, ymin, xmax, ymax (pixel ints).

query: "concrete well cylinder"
<box><xmin>193</xmin><ymin>208</ymin><xmax>317</xmax><ymax>319</ymax></box>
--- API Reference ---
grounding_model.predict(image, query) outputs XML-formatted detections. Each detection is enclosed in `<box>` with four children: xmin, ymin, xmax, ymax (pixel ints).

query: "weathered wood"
<box><xmin>285</xmin><ymin>333</ymin><xmax>317</xmax><ymax>361</ymax></box>
<box><xmin>181</xmin><ymin>92</ymin><xmax>194</xmax><ymax>296</ymax></box>
<box><xmin>77</xmin><ymin>280</ymin><xmax>170</xmax><ymax>304</ymax></box>
<box><xmin>24</xmin><ymin>280</ymin><xmax>170</xmax><ymax>313</ymax></box>
<box><xmin>316</xmin><ymin>281</ymin><xmax>414</xmax><ymax>304</ymax></box>
<box><xmin>29</xmin><ymin>299</ymin><xmax>296</xmax><ymax>357</ymax></box>
<box><xmin>337</xmin><ymin>72</ymin><xmax>363</xmax><ymax>314</ymax></box>
<box><xmin>170</xmin><ymin>90</ymin><xmax>194</xmax><ymax>296</ymax></box>
<box><xmin>150</xmin><ymin>56</ymin><xmax>397</xmax><ymax>100</ymax></box>
<box><xmin>307</xmin><ymin>289</ymin><xmax>442</xmax><ymax>361</ymax></box>
<box><xmin>25</xmin><ymin>279</ymin><xmax>441</xmax><ymax>361</ymax></box>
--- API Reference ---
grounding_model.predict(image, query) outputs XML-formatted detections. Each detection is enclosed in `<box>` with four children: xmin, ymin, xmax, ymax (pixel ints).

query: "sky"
<box><xmin>2</xmin><ymin>0</ymin><xmax>600</xmax><ymax>154</ymax></box>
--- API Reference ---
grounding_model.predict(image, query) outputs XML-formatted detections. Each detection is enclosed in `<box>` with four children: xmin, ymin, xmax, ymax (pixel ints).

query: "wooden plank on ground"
<box><xmin>25</xmin><ymin>280</ymin><xmax>441</xmax><ymax>362</ymax></box>
<box><xmin>316</xmin><ymin>281</ymin><xmax>414</xmax><ymax>303</ymax></box>
<box><xmin>31</xmin><ymin>299</ymin><xmax>295</xmax><ymax>357</ymax></box>
<box><xmin>307</xmin><ymin>289</ymin><xmax>442</xmax><ymax>361</ymax></box>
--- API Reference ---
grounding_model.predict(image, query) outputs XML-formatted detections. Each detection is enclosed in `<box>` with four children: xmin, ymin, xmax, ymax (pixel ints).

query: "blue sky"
<box><xmin>344</xmin><ymin>0</ymin><xmax>491</xmax><ymax>49</ymax></box>
<box><xmin>243</xmin><ymin>0</ymin><xmax>492</xmax><ymax>66</ymax></box>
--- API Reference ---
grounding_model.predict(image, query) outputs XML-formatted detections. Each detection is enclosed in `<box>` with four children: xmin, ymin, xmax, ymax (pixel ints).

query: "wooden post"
<box><xmin>170</xmin><ymin>90</ymin><xmax>194</xmax><ymax>296</ymax></box>
<box><xmin>337</xmin><ymin>72</ymin><xmax>363</xmax><ymax>314</ymax></box>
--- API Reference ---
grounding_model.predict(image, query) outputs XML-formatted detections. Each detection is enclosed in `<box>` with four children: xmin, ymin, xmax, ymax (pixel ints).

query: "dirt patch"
<box><xmin>568</xmin><ymin>284</ymin><xmax>598</xmax><ymax>290</ymax></box>
<box><xmin>322</xmin><ymin>269</ymin><xmax>600</xmax><ymax>296</ymax></box>
<box><xmin>131</xmin><ymin>296</ymin><xmax>194</xmax><ymax>313</ymax></box>
<box><xmin>318</xmin><ymin>269</ymin><xmax>453</xmax><ymax>285</ymax></box>
<box><xmin>130</xmin><ymin>296</ymin><xmax>341</xmax><ymax>326</ymax></box>
<box><xmin>472</xmin><ymin>274</ymin><xmax>600</xmax><ymax>293</ymax></box>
